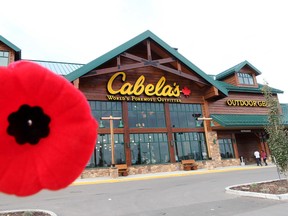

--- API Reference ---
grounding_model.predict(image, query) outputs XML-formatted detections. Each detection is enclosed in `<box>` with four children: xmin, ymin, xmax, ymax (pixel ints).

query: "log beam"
<box><xmin>82</xmin><ymin>52</ymin><xmax>208</xmax><ymax>86</ymax></box>
<box><xmin>204</xmin><ymin>86</ymin><xmax>220</xmax><ymax>99</ymax></box>
<box><xmin>147</xmin><ymin>40</ymin><xmax>152</xmax><ymax>61</ymax></box>
<box><xmin>153</xmin><ymin>64</ymin><xmax>208</xmax><ymax>85</ymax></box>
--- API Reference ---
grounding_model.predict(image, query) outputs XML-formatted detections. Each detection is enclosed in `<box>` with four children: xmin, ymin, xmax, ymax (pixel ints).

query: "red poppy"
<box><xmin>0</xmin><ymin>61</ymin><xmax>98</xmax><ymax>196</ymax></box>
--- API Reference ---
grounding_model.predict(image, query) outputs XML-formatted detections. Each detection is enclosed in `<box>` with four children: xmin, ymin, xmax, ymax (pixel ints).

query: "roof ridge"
<box><xmin>27</xmin><ymin>59</ymin><xmax>84</xmax><ymax>65</ymax></box>
<box><xmin>0</xmin><ymin>35</ymin><xmax>21</xmax><ymax>52</ymax></box>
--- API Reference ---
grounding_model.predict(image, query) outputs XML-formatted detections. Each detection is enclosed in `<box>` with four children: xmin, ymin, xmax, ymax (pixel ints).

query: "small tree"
<box><xmin>262</xmin><ymin>84</ymin><xmax>288</xmax><ymax>177</ymax></box>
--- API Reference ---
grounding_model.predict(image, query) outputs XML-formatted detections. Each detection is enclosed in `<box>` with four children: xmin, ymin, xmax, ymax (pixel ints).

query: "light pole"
<box><xmin>101</xmin><ymin>115</ymin><xmax>122</xmax><ymax>167</ymax></box>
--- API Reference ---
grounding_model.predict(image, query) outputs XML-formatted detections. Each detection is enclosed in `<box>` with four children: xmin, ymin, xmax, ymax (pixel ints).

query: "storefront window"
<box><xmin>219</xmin><ymin>139</ymin><xmax>235</xmax><ymax>159</ymax></box>
<box><xmin>169</xmin><ymin>104</ymin><xmax>202</xmax><ymax>128</ymax></box>
<box><xmin>128</xmin><ymin>102</ymin><xmax>165</xmax><ymax>128</ymax></box>
<box><xmin>173</xmin><ymin>132</ymin><xmax>208</xmax><ymax>161</ymax></box>
<box><xmin>87</xmin><ymin>134</ymin><xmax>125</xmax><ymax>167</ymax></box>
<box><xmin>130</xmin><ymin>133</ymin><xmax>169</xmax><ymax>165</ymax></box>
<box><xmin>89</xmin><ymin>101</ymin><xmax>122</xmax><ymax>128</ymax></box>
<box><xmin>0</xmin><ymin>51</ymin><xmax>9</xmax><ymax>66</ymax></box>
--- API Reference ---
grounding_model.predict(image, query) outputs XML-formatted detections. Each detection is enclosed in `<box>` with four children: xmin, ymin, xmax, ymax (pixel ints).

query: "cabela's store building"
<box><xmin>1</xmin><ymin>31</ymin><xmax>286</xmax><ymax>177</ymax></box>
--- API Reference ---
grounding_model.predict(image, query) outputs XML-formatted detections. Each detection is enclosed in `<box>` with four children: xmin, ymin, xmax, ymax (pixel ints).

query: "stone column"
<box><xmin>205</xmin><ymin>131</ymin><xmax>222</xmax><ymax>169</ymax></box>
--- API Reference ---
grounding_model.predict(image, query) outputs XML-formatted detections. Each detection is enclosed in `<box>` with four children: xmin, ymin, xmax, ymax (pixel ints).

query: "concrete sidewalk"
<box><xmin>72</xmin><ymin>164</ymin><xmax>274</xmax><ymax>186</ymax></box>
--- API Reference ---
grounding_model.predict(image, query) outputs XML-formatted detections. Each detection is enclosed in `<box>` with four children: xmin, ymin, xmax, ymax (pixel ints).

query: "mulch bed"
<box><xmin>230</xmin><ymin>179</ymin><xmax>288</xmax><ymax>194</ymax></box>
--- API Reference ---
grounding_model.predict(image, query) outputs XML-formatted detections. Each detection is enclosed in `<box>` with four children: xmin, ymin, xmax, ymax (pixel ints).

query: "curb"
<box><xmin>0</xmin><ymin>209</ymin><xmax>57</xmax><ymax>216</ymax></box>
<box><xmin>72</xmin><ymin>165</ymin><xmax>271</xmax><ymax>186</ymax></box>
<box><xmin>225</xmin><ymin>179</ymin><xmax>288</xmax><ymax>200</ymax></box>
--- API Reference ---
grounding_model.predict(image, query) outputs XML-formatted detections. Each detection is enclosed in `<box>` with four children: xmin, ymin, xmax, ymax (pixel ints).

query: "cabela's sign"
<box><xmin>106</xmin><ymin>72</ymin><xmax>183</xmax><ymax>102</ymax></box>
<box><xmin>226</xmin><ymin>99</ymin><xmax>267</xmax><ymax>107</ymax></box>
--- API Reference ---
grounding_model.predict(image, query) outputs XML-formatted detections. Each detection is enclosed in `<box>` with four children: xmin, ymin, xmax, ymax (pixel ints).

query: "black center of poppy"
<box><xmin>7</xmin><ymin>104</ymin><xmax>51</xmax><ymax>145</ymax></box>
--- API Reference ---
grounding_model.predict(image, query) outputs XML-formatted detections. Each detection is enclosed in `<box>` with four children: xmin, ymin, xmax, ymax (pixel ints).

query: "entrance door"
<box><xmin>235</xmin><ymin>133</ymin><xmax>259</xmax><ymax>164</ymax></box>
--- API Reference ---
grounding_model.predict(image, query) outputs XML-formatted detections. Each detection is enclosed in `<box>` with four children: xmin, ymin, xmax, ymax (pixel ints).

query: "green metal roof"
<box><xmin>30</xmin><ymin>60</ymin><xmax>83</xmax><ymax>76</ymax></box>
<box><xmin>65</xmin><ymin>30</ymin><xmax>228</xmax><ymax>96</ymax></box>
<box><xmin>215</xmin><ymin>81</ymin><xmax>283</xmax><ymax>94</ymax></box>
<box><xmin>212</xmin><ymin>113</ymin><xmax>288</xmax><ymax>127</ymax></box>
<box><xmin>216</xmin><ymin>60</ymin><xmax>262</xmax><ymax>80</ymax></box>
<box><xmin>211</xmin><ymin>114</ymin><xmax>268</xmax><ymax>127</ymax></box>
<box><xmin>0</xmin><ymin>35</ymin><xmax>21</xmax><ymax>60</ymax></box>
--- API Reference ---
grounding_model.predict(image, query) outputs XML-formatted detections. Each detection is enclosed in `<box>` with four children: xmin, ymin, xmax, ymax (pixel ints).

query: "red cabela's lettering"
<box><xmin>107</xmin><ymin>72</ymin><xmax>180</xmax><ymax>97</ymax></box>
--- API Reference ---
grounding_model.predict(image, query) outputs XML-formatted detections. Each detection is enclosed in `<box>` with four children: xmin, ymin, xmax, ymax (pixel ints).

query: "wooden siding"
<box><xmin>222</xmin><ymin>74</ymin><xmax>237</xmax><ymax>86</ymax></box>
<box><xmin>80</xmin><ymin>65</ymin><xmax>208</xmax><ymax>104</ymax></box>
<box><xmin>208</xmin><ymin>92</ymin><xmax>270</xmax><ymax>115</ymax></box>
<box><xmin>0</xmin><ymin>42</ymin><xmax>16</xmax><ymax>64</ymax></box>
<box><xmin>220</xmin><ymin>66</ymin><xmax>259</xmax><ymax>88</ymax></box>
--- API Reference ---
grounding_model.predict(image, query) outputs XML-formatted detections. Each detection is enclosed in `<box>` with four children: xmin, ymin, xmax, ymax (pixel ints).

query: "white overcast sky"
<box><xmin>1</xmin><ymin>0</ymin><xmax>288</xmax><ymax>102</ymax></box>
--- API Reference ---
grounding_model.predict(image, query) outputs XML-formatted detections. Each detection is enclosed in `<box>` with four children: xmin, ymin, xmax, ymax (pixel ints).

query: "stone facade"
<box><xmin>208</xmin><ymin>131</ymin><xmax>222</xmax><ymax>161</ymax></box>
<box><xmin>79</xmin><ymin>158</ymin><xmax>241</xmax><ymax>179</ymax></box>
<box><xmin>81</xmin><ymin>167</ymin><xmax>110</xmax><ymax>178</ymax></box>
<box><xmin>128</xmin><ymin>163</ymin><xmax>182</xmax><ymax>175</ymax></box>
<box><xmin>79</xmin><ymin>130</ymin><xmax>242</xmax><ymax>179</ymax></box>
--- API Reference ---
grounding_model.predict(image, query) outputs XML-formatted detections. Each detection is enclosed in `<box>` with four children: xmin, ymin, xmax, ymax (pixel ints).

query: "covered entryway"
<box><xmin>235</xmin><ymin>132</ymin><xmax>260</xmax><ymax>164</ymax></box>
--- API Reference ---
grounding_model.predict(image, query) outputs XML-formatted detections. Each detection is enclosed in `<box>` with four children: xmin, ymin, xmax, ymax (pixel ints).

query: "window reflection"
<box><xmin>128</xmin><ymin>102</ymin><xmax>166</xmax><ymax>128</ymax></box>
<box><xmin>130</xmin><ymin>133</ymin><xmax>169</xmax><ymax>165</ymax></box>
<box><xmin>219</xmin><ymin>139</ymin><xmax>235</xmax><ymax>159</ymax></box>
<box><xmin>88</xmin><ymin>101</ymin><xmax>122</xmax><ymax>128</ymax></box>
<box><xmin>173</xmin><ymin>132</ymin><xmax>207</xmax><ymax>161</ymax></box>
<box><xmin>87</xmin><ymin>134</ymin><xmax>125</xmax><ymax>167</ymax></box>
<box><xmin>170</xmin><ymin>104</ymin><xmax>202</xmax><ymax>128</ymax></box>
<box><xmin>0</xmin><ymin>51</ymin><xmax>9</xmax><ymax>66</ymax></box>
<box><xmin>237</xmin><ymin>72</ymin><xmax>254</xmax><ymax>85</ymax></box>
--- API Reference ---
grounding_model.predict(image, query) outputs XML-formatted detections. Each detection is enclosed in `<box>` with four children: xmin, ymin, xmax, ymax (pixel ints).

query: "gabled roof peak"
<box><xmin>0</xmin><ymin>35</ymin><xmax>21</xmax><ymax>60</ymax></box>
<box><xmin>65</xmin><ymin>30</ymin><xmax>228</xmax><ymax>96</ymax></box>
<box><xmin>216</xmin><ymin>60</ymin><xmax>262</xmax><ymax>80</ymax></box>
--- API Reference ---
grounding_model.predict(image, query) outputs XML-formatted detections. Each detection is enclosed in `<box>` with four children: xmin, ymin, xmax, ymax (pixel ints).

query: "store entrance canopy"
<box><xmin>210</xmin><ymin>114</ymin><xmax>269</xmax><ymax>127</ymax></box>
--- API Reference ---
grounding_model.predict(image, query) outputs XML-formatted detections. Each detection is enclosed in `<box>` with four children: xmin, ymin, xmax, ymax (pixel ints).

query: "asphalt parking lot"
<box><xmin>1</xmin><ymin>165</ymin><xmax>287</xmax><ymax>216</ymax></box>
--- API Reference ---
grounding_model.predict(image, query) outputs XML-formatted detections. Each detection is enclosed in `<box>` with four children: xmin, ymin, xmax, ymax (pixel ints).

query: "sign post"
<box><xmin>101</xmin><ymin>115</ymin><xmax>122</xmax><ymax>167</ymax></box>
<box><xmin>197</xmin><ymin>117</ymin><xmax>213</xmax><ymax>159</ymax></box>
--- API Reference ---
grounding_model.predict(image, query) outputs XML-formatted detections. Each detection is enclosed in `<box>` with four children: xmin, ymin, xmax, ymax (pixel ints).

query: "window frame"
<box><xmin>87</xmin><ymin>133</ymin><xmax>125</xmax><ymax>167</ymax></box>
<box><xmin>129</xmin><ymin>133</ymin><xmax>170</xmax><ymax>165</ymax></box>
<box><xmin>173</xmin><ymin>132</ymin><xmax>208</xmax><ymax>161</ymax></box>
<box><xmin>169</xmin><ymin>103</ymin><xmax>203</xmax><ymax>128</ymax></box>
<box><xmin>128</xmin><ymin>102</ymin><xmax>166</xmax><ymax>128</ymax></box>
<box><xmin>0</xmin><ymin>50</ymin><xmax>9</xmax><ymax>66</ymax></box>
<box><xmin>237</xmin><ymin>72</ymin><xmax>254</xmax><ymax>85</ymax></box>
<box><xmin>89</xmin><ymin>100</ymin><xmax>122</xmax><ymax>128</ymax></box>
<box><xmin>218</xmin><ymin>138</ymin><xmax>235</xmax><ymax>159</ymax></box>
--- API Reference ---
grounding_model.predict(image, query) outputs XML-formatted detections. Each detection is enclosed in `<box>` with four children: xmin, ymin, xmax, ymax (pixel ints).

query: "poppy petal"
<box><xmin>0</xmin><ymin>61</ymin><xmax>98</xmax><ymax>196</ymax></box>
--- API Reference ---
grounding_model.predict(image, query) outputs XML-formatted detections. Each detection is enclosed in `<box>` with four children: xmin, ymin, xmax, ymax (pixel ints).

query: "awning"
<box><xmin>210</xmin><ymin>114</ymin><xmax>268</xmax><ymax>127</ymax></box>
